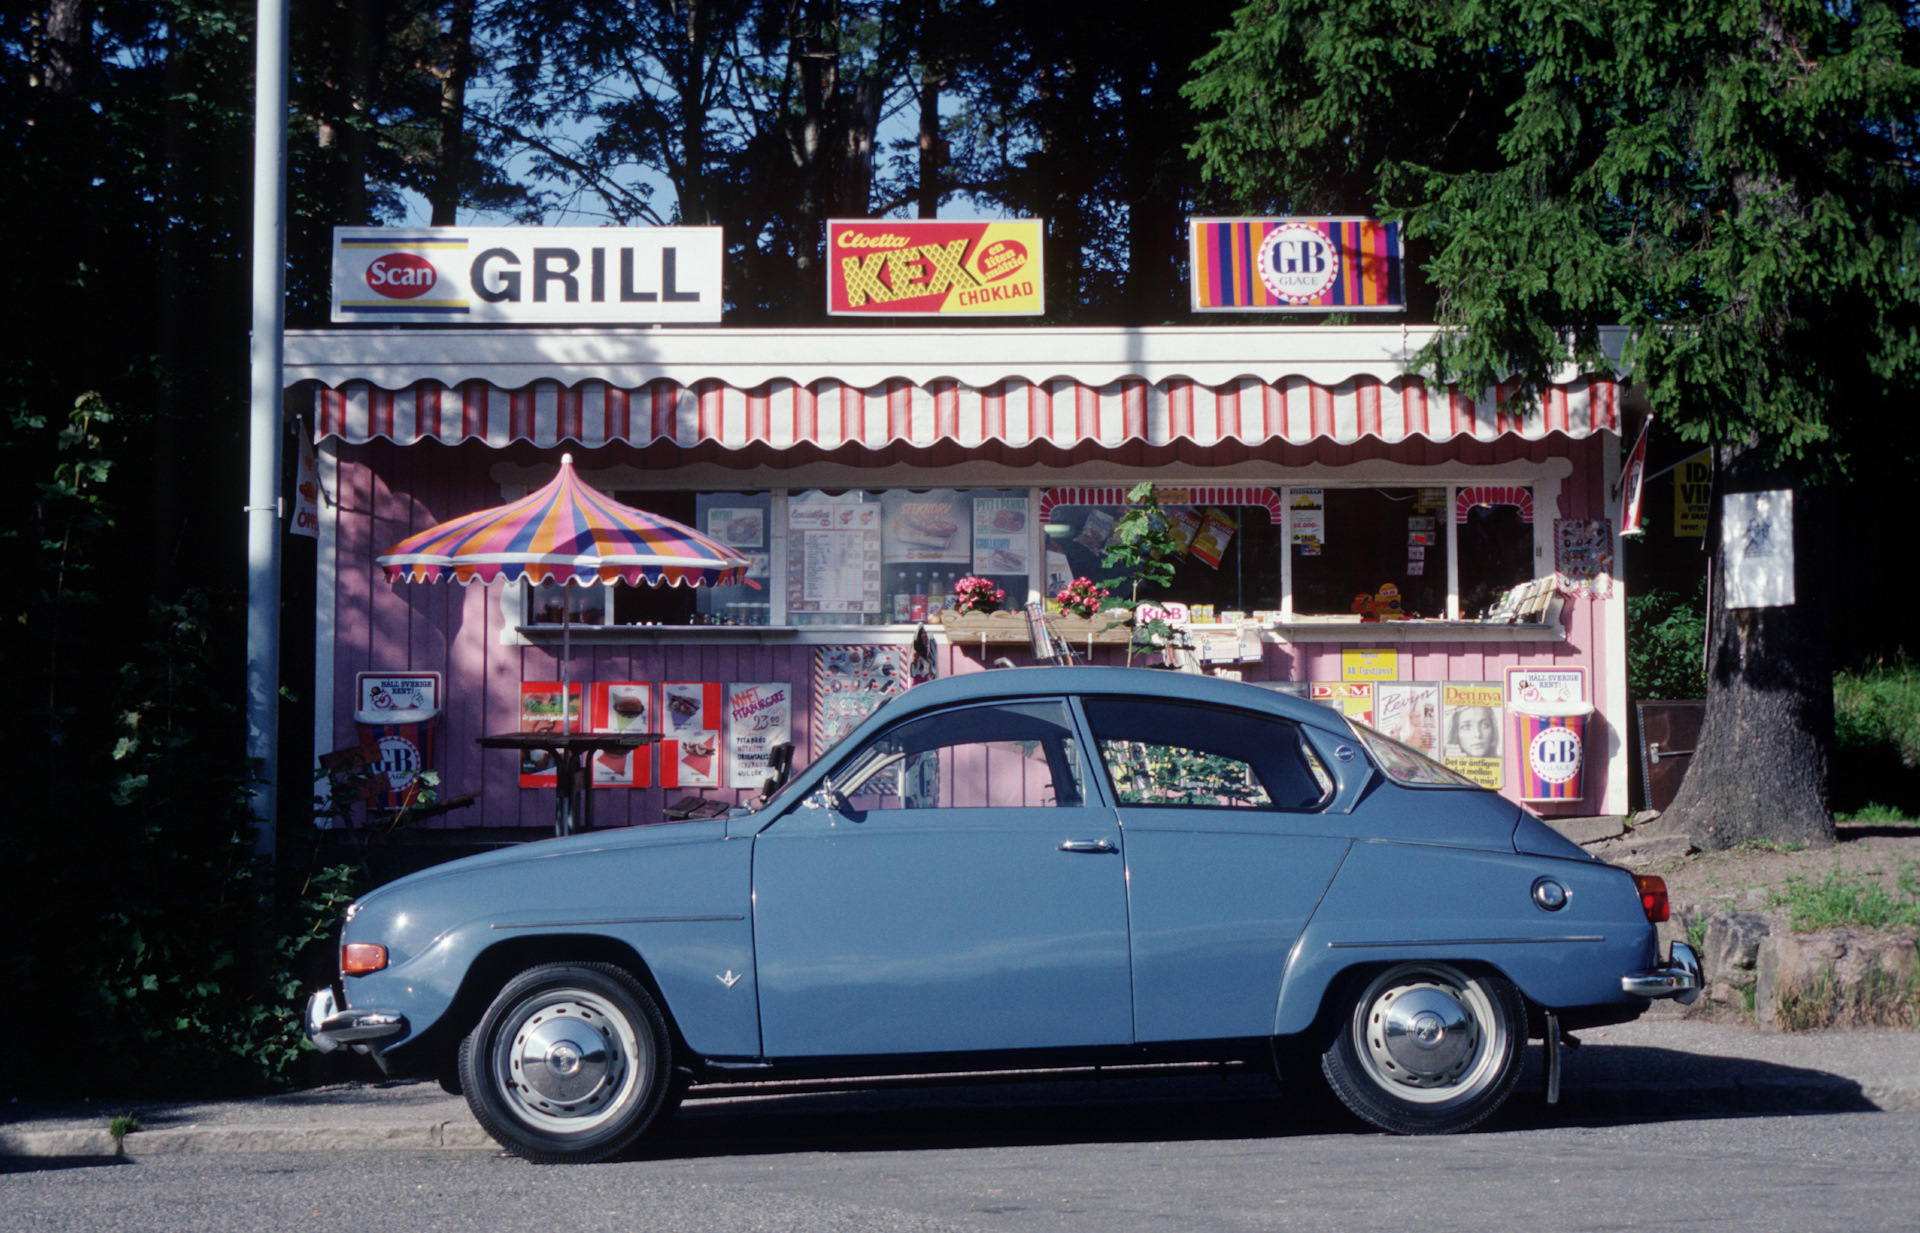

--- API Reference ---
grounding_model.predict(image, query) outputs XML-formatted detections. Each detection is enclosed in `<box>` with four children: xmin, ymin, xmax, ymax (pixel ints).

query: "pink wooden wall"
<box><xmin>325</xmin><ymin>432</ymin><xmax>1617</xmax><ymax>829</ymax></box>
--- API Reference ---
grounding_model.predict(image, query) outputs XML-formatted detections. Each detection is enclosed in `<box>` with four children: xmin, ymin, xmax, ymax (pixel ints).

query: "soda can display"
<box><xmin>1512</xmin><ymin>701</ymin><xmax>1593</xmax><ymax>802</ymax></box>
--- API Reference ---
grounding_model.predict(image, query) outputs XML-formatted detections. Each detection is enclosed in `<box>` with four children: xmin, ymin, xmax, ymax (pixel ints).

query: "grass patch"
<box><xmin>1833</xmin><ymin>661</ymin><xmax>1920</xmax><ymax>816</ymax></box>
<box><xmin>1839</xmin><ymin>802</ymin><xmax>1920</xmax><ymax>824</ymax></box>
<box><xmin>108</xmin><ymin>1116</ymin><xmax>141</xmax><ymax>1141</ymax></box>
<box><xmin>1770</xmin><ymin>863</ymin><xmax>1920</xmax><ymax>932</ymax></box>
<box><xmin>1775</xmin><ymin>963</ymin><xmax>1920</xmax><ymax>1031</ymax></box>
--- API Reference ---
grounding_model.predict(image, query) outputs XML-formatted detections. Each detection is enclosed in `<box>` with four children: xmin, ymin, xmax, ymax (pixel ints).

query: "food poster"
<box><xmin>813</xmin><ymin>645</ymin><xmax>911</xmax><ymax>754</ymax></box>
<box><xmin>787</xmin><ymin>494</ymin><xmax>882</xmax><ymax>614</ymax></box>
<box><xmin>1289</xmin><ymin>489</ymin><xmax>1325</xmax><ymax>547</ymax></box>
<box><xmin>1310</xmin><ymin>681</ymin><xmax>1374</xmax><ymax>725</ymax></box>
<box><xmin>1375</xmin><ymin>683</ymin><xmax>1442</xmax><ymax>759</ymax></box>
<box><xmin>660</xmin><ymin>682</ymin><xmax>722</xmax><ymax>788</ymax></box>
<box><xmin>727</xmin><ymin>682</ymin><xmax>793</xmax><ymax>789</ymax></box>
<box><xmin>883</xmin><ymin>491</ymin><xmax>972</xmax><ymax>565</ymax></box>
<box><xmin>1504</xmin><ymin>666</ymin><xmax>1588</xmax><ymax>708</ymax></box>
<box><xmin>518</xmin><ymin>682</ymin><xmax>582</xmax><ymax>787</ymax></box>
<box><xmin>1442</xmin><ymin>682</ymin><xmax>1505</xmax><ymax>789</ymax></box>
<box><xmin>706</xmin><ymin>507</ymin><xmax>765</xmax><ymax>549</ymax></box>
<box><xmin>587</xmin><ymin>683</ymin><xmax>653</xmax><ymax>788</ymax></box>
<box><xmin>1191</xmin><ymin>508</ymin><xmax>1238</xmax><ymax>569</ymax></box>
<box><xmin>971</xmin><ymin>496</ymin><xmax>1031</xmax><ymax>574</ymax></box>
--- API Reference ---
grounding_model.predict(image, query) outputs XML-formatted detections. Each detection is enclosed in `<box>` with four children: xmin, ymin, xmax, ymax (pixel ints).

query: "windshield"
<box><xmin>1350</xmin><ymin>721</ymin><xmax>1481</xmax><ymax>788</ymax></box>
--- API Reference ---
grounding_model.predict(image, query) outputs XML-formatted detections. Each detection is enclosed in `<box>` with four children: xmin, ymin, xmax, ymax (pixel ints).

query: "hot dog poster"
<box><xmin>518</xmin><ymin>682</ymin><xmax>582</xmax><ymax>787</ymax></box>
<box><xmin>883</xmin><ymin>492</ymin><xmax>971</xmax><ymax>565</ymax></box>
<box><xmin>661</xmin><ymin>681</ymin><xmax>723</xmax><ymax>788</ymax></box>
<box><xmin>827</xmin><ymin>219</ymin><xmax>1044</xmax><ymax>316</ymax></box>
<box><xmin>588</xmin><ymin>682</ymin><xmax>653</xmax><ymax>788</ymax></box>
<box><xmin>727</xmin><ymin>682</ymin><xmax>793</xmax><ymax>789</ymax></box>
<box><xmin>972</xmin><ymin>497</ymin><xmax>1030</xmax><ymax>574</ymax></box>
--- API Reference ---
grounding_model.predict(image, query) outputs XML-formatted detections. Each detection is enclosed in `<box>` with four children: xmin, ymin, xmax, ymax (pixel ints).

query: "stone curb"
<box><xmin>5</xmin><ymin>1081</ymin><xmax>1916</xmax><ymax>1158</ymax></box>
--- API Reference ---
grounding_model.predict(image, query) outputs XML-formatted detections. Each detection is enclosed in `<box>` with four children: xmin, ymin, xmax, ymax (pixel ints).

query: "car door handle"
<box><xmin>1058</xmin><ymin>839</ymin><xmax>1117</xmax><ymax>854</ymax></box>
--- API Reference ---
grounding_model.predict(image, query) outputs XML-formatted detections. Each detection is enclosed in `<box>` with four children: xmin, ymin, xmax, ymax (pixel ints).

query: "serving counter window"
<box><xmin>787</xmin><ymin>488</ymin><xmax>1031</xmax><ymax>626</ymax></box>
<box><xmin>1290</xmin><ymin>488</ymin><xmax>1449</xmax><ymax>618</ymax></box>
<box><xmin>1045</xmin><ymin>503</ymin><xmax>1282</xmax><ymax>615</ymax></box>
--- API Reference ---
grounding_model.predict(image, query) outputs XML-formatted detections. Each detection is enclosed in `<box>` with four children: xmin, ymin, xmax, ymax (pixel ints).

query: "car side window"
<box><xmin>836</xmin><ymin>701</ymin><xmax>1086</xmax><ymax>810</ymax></box>
<box><xmin>1081</xmin><ymin>698</ymin><xmax>1331</xmax><ymax>811</ymax></box>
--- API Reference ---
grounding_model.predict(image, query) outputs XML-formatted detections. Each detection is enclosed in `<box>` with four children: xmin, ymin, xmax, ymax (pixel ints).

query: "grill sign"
<box><xmin>827</xmin><ymin>219</ymin><xmax>1044</xmax><ymax>316</ymax></box>
<box><xmin>332</xmin><ymin>226</ymin><xmax>723</xmax><ymax>324</ymax></box>
<box><xmin>366</xmin><ymin>252</ymin><xmax>438</xmax><ymax>299</ymax></box>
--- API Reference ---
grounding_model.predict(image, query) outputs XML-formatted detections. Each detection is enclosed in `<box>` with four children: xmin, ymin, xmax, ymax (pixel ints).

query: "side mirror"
<box><xmin>807</xmin><ymin>779</ymin><xmax>853</xmax><ymax>816</ymax></box>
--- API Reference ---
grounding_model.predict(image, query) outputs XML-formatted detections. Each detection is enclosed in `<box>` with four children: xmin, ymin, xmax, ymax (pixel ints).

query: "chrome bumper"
<box><xmin>305</xmin><ymin>986</ymin><xmax>407</xmax><ymax>1054</ymax></box>
<box><xmin>1622</xmin><ymin>940</ymin><xmax>1704</xmax><ymax>1005</ymax></box>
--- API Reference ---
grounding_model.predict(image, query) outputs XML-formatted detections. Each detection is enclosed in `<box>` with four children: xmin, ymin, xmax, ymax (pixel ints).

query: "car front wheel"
<box><xmin>1320</xmin><ymin>961</ymin><xmax>1524</xmax><ymax>1134</ymax></box>
<box><xmin>458</xmin><ymin>962</ymin><xmax>673</xmax><ymax>1163</ymax></box>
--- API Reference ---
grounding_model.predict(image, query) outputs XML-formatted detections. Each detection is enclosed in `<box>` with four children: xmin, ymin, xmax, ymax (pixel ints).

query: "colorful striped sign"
<box><xmin>1189</xmin><ymin>217</ymin><xmax>1405</xmax><ymax>313</ymax></box>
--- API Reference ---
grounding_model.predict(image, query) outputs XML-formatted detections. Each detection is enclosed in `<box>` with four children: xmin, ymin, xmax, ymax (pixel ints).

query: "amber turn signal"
<box><xmin>1632</xmin><ymin>874</ymin><xmax>1670</xmax><ymax>924</ymax></box>
<box><xmin>342</xmin><ymin>942</ymin><xmax>388</xmax><ymax>974</ymax></box>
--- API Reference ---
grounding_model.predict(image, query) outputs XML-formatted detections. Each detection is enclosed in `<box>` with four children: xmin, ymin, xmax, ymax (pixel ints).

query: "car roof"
<box><xmin>878</xmin><ymin>666</ymin><xmax>1355</xmax><ymax>736</ymax></box>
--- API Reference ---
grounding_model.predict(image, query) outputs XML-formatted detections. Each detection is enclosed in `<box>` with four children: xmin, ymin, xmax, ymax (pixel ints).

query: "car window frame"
<box><xmin>1073</xmin><ymin>696</ymin><xmax>1336</xmax><ymax>815</ymax></box>
<box><xmin>828</xmin><ymin>696</ymin><xmax>1093</xmax><ymax>812</ymax></box>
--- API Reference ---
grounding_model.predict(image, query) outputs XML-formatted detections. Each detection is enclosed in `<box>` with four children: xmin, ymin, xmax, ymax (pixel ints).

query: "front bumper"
<box><xmin>1622</xmin><ymin>940</ymin><xmax>1704</xmax><ymax>1005</ymax></box>
<box><xmin>305</xmin><ymin>986</ymin><xmax>408</xmax><ymax>1054</ymax></box>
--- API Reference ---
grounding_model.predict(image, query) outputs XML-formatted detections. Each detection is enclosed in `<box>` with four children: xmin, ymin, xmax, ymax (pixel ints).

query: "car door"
<box><xmin>1077</xmin><ymin>696</ymin><xmax>1353</xmax><ymax>1044</ymax></box>
<box><xmin>752</xmin><ymin>698</ymin><xmax>1132</xmax><ymax>1058</ymax></box>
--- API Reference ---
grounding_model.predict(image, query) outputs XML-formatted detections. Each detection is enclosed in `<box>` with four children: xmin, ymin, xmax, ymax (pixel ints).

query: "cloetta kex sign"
<box><xmin>827</xmin><ymin>219</ymin><xmax>1044</xmax><ymax>316</ymax></box>
<box><xmin>1188</xmin><ymin>217</ymin><xmax>1405</xmax><ymax>313</ymax></box>
<box><xmin>331</xmin><ymin>227</ymin><xmax>723</xmax><ymax>324</ymax></box>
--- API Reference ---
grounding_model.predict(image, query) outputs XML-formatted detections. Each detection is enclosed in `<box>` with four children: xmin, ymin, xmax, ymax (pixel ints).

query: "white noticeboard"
<box><xmin>331</xmin><ymin>227</ymin><xmax>723</xmax><ymax>324</ymax></box>
<box><xmin>1722</xmin><ymin>489</ymin><xmax>1795</xmax><ymax>609</ymax></box>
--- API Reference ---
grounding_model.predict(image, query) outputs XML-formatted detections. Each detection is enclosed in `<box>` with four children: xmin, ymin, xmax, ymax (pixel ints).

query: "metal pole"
<box><xmin>246</xmin><ymin>0</ymin><xmax>291</xmax><ymax>865</ymax></box>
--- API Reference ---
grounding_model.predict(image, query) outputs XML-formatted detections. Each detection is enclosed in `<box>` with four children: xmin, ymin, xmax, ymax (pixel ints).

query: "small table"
<box><xmin>477</xmin><ymin>731</ymin><xmax>659</xmax><ymax>836</ymax></box>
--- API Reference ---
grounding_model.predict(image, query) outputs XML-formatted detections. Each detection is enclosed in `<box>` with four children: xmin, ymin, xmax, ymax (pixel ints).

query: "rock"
<box><xmin>1584</xmin><ymin>830</ymin><xmax>1697</xmax><ymax>867</ymax></box>
<box><xmin>1755</xmin><ymin>929</ymin><xmax>1920</xmax><ymax>1029</ymax></box>
<box><xmin>1702</xmin><ymin>912</ymin><xmax>1771</xmax><ymax>977</ymax></box>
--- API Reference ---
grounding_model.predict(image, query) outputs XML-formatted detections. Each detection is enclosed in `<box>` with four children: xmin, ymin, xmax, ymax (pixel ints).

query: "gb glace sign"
<box><xmin>331</xmin><ymin>227</ymin><xmax>723</xmax><ymax>324</ymax></box>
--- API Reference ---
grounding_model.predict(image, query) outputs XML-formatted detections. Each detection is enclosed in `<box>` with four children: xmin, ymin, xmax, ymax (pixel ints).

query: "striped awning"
<box><xmin>314</xmin><ymin>374</ymin><xmax>1619</xmax><ymax>451</ymax></box>
<box><xmin>293</xmin><ymin>325</ymin><xmax>1625</xmax><ymax>452</ymax></box>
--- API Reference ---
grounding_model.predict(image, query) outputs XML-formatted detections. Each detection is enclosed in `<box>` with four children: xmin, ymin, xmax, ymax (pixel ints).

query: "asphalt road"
<box><xmin>5</xmin><ymin>1086</ymin><xmax>1916</xmax><ymax>1233</ymax></box>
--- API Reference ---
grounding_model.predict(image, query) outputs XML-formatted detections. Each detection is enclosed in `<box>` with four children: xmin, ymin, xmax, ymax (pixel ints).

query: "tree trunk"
<box><xmin>42</xmin><ymin>0</ymin><xmax>91</xmax><ymax>96</ymax></box>
<box><xmin>1659</xmin><ymin>441</ymin><xmax>1834</xmax><ymax>849</ymax></box>
<box><xmin>430</xmin><ymin>0</ymin><xmax>474</xmax><ymax>226</ymax></box>
<box><xmin>916</xmin><ymin>0</ymin><xmax>942</xmax><ymax>218</ymax></box>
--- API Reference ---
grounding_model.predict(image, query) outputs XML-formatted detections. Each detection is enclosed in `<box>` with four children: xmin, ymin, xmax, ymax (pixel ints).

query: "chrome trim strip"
<box><xmin>1327</xmin><ymin>936</ymin><xmax>1605</xmax><ymax>948</ymax></box>
<box><xmin>491</xmin><ymin>915</ymin><xmax>746</xmax><ymax>929</ymax></box>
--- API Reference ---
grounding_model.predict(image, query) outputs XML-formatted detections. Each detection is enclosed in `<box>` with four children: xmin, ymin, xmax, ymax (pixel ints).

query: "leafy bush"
<box><xmin>1769</xmin><ymin>863</ymin><xmax>1920</xmax><ymax>932</ymax></box>
<box><xmin>1832</xmin><ymin>660</ymin><xmax>1920</xmax><ymax>817</ymax></box>
<box><xmin>1626</xmin><ymin>584</ymin><xmax>1706</xmax><ymax>700</ymax></box>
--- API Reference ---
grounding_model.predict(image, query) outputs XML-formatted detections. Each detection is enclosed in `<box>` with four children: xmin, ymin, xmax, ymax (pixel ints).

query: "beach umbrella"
<box><xmin>377</xmin><ymin>453</ymin><xmax>751</xmax><ymax>732</ymax></box>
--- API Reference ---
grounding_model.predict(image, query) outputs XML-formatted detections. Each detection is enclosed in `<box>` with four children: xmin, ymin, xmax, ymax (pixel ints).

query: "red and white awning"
<box><xmin>293</xmin><ymin>325</ymin><xmax>1625</xmax><ymax>451</ymax></box>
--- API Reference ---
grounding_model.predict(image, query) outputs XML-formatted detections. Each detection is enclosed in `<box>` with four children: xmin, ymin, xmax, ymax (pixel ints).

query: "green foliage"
<box><xmin>1832</xmin><ymin>660</ymin><xmax>1920</xmax><ymax>816</ymax></box>
<box><xmin>1098</xmin><ymin>482</ymin><xmax>1184</xmax><ymax>665</ymax></box>
<box><xmin>108</xmin><ymin>1116</ymin><xmax>142</xmax><ymax>1141</ymax></box>
<box><xmin>1769</xmin><ymin>863</ymin><xmax>1920</xmax><ymax>932</ymax></box>
<box><xmin>1840</xmin><ymin>803</ymin><xmax>1918</xmax><ymax>824</ymax></box>
<box><xmin>1626</xmin><ymin>585</ymin><xmax>1707</xmax><ymax>700</ymax></box>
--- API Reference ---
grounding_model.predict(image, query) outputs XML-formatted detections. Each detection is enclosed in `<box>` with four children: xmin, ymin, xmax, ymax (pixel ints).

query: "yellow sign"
<box><xmin>827</xmin><ymin>219</ymin><xmax>1045</xmax><ymax>316</ymax></box>
<box><xmin>1342</xmin><ymin>649</ymin><xmax>1399</xmax><ymax>681</ymax></box>
<box><xmin>1675</xmin><ymin>451</ymin><xmax>1711</xmax><ymax>537</ymax></box>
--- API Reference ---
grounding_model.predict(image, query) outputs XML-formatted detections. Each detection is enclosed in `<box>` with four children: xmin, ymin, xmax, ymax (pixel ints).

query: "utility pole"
<box><xmin>246</xmin><ymin>0</ymin><xmax>290</xmax><ymax>865</ymax></box>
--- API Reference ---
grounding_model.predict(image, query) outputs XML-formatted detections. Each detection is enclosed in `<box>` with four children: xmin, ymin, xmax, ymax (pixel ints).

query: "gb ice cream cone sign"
<box><xmin>827</xmin><ymin>220</ymin><xmax>1044</xmax><ymax>316</ymax></box>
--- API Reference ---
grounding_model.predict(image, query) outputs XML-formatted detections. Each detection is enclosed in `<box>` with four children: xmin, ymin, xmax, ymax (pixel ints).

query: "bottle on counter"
<box><xmin>927</xmin><ymin>570</ymin><xmax>946</xmax><ymax>613</ymax></box>
<box><xmin>910</xmin><ymin>569</ymin><xmax>929</xmax><ymax>622</ymax></box>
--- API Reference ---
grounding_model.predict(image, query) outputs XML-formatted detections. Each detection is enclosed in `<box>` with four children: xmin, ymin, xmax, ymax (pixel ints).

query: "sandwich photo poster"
<box><xmin>588</xmin><ymin>682</ymin><xmax>653</xmax><ymax>788</ymax></box>
<box><xmin>518</xmin><ymin>681</ymin><xmax>582</xmax><ymax>787</ymax></box>
<box><xmin>662</xmin><ymin>682</ymin><xmax>723</xmax><ymax>788</ymax></box>
<box><xmin>882</xmin><ymin>490</ymin><xmax>971</xmax><ymax>565</ymax></box>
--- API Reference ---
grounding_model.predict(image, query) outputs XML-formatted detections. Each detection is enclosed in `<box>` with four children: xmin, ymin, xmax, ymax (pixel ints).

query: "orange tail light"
<box><xmin>1632</xmin><ymin>874</ymin><xmax>1670</xmax><ymax>923</ymax></box>
<box><xmin>342</xmin><ymin>942</ymin><xmax>388</xmax><ymax>974</ymax></box>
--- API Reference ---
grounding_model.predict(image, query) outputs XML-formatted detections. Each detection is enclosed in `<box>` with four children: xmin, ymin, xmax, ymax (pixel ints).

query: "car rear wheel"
<box><xmin>1320</xmin><ymin>961</ymin><xmax>1524</xmax><ymax>1135</ymax></box>
<box><xmin>458</xmin><ymin>962</ymin><xmax>673</xmax><ymax>1163</ymax></box>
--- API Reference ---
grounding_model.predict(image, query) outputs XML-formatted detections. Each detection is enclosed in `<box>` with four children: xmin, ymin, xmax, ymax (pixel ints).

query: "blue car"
<box><xmin>305</xmin><ymin>667</ymin><xmax>1700</xmax><ymax>1161</ymax></box>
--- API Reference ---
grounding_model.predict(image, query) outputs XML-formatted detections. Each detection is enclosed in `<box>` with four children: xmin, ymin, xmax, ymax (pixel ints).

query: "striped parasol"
<box><xmin>378</xmin><ymin>454</ymin><xmax>750</xmax><ymax>588</ymax></box>
<box><xmin>378</xmin><ymin>454</ymin><xmax>752</xmax><ymax>734</ymax></box>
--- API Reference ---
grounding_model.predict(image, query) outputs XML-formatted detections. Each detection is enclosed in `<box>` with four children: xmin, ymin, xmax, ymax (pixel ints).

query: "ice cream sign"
<box><xmin>331</xmin><ymin>226</ymin><xmax>723</xmax><ymax>324</ymax></box>
<box><xmin>827</xmin><ymin>220</ymin><xmax>1045</xmax><ymax>316</ymax></box>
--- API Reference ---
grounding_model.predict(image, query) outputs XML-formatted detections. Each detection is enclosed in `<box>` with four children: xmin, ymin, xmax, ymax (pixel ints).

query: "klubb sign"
<box><xmin>826</xmin><ymin>219</ymin><xmax>1044</xmax><ymax>316</ymax></box>
<box><xmin>331</xmin><ymin>227</ymin><xmax>723</xmax><ymax>324</ymax></box>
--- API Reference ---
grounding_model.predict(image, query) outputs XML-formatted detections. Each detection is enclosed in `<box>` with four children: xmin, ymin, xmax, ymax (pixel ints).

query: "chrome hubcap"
<box><xmin>493</xmin><ymin>991</ymin><xmax>648</xmax><ymax>1134</ymax></box>
<box><xmin>1353</xmin><ymin>963</ymin><xmax>1502</xmax><ymax>1104</ymax></box>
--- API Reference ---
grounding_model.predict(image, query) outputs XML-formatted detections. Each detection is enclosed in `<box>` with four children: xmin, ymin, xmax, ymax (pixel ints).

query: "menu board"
<box><xmin>972</xmin><ymin>496</ymin><xmax>1030</xmax><ymax>574</ymax></box>
<box><xmin>661</xmin><ymin>681</ymin><xmax>723</xmax><ymax>788</ymax></box>
<box><xmin>727</xmin><ymin>682</ymin><xmax>793</xmax><ymax>790</ymax></box>
<box><xmin>1442</xmin><ymin>682</ymin><xmax>1505</xmax><ymax>789</ymax></box>
<box><xmin>787</xmin><ymin>496</ymin><xmax>882</xmax><ymax>614</ymax></box>
<box><xmin>813</xmin><ymin>646</ymin><xmax>910</xmax><ymax>753</ymax></box>
<box><xmin>587</xmin><ymin>682</ymin><xmax>652</xmax><ymax>787</ymax></box>
<box><xmin>517</xmin><ymin>682</ymin><xmax>581</xmax><ymax>787</ymax></box>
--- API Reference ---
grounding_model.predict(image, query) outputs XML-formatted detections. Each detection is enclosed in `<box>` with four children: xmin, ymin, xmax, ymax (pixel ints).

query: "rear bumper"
<box><xmin>1622</xmin><ymin>940</ymin><xmax>1703</xmax><ymax>1005</ymax></box>
<box><xmin>305</xmin><ymin>986</ymin><xmax>408</xmax><ymax>1054</ymax></box>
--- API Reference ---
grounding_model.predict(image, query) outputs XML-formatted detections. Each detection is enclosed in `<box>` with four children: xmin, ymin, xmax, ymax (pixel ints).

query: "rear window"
<box><xmin>1351</xmin><ymin>721</ymin><xmax>1481</xmax><ymax>788</ymax></box>
<box><xmin>1081</xmin><ymin>698</ymin><xmax>1333</xmax><ymax>811</ymax></box>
